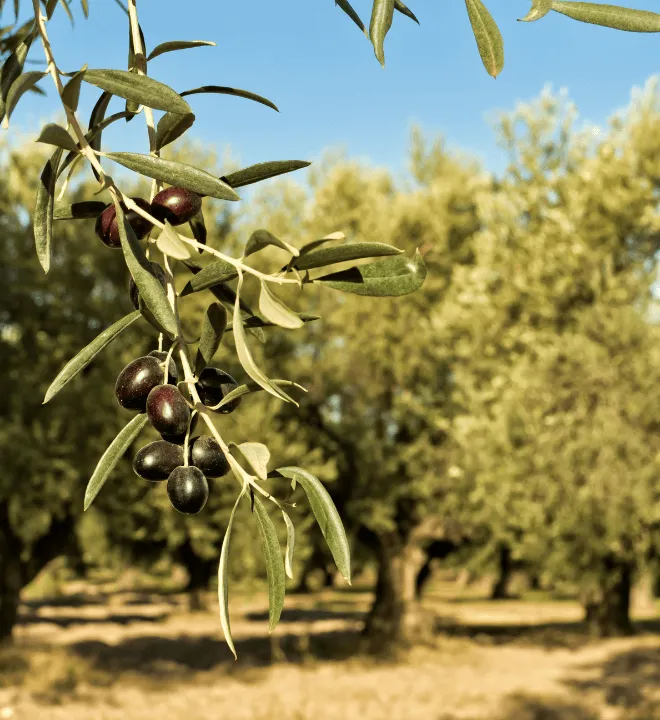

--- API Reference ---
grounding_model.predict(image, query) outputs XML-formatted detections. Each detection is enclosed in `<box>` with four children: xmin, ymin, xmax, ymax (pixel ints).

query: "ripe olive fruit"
<box><xmin>189</xmin><ymin>435</ymin><xmax>230</xmax><ymax>478</ymax></box>
<box><xmin>146</xmin><ymin>384</ymin><xmax>190</xmax><ymax>438</ymax></box>
<box><xmin>161</xmin><ymin>412</ymin><xmax>199</xmax><ymax>445</ymax></box>
<box><xmin>195</xmin><ymin>368</ymin><xmax>241</xmax><ymax>414</ymax></box>
<box><xmin>130</xmin><ymin>263</ymin><xmax>167</xmax><ymax>310</ymax></box>
<box><xmin>147</xmin><ymin>350</ymin><xmax>178</xmax><ymax>384</ymax></box>
<box><xmin>95</xmin><ymin>197</ymin><xmax>152</xmax><ymax>249</ymax></box>
<box><xmin>150</xmin><ymin>187</ymin><xmax>202</xmax><ymax>227</ymax></box>
<box><xmin>115</xmin><ymin>356</ymin><xmax>164</xmax><ymax>412</ymax></box>
<box><xmin>133</xmin><ymin>441</ymin><xmax>184</xmax><ymax>481</ymax></box>
<box><xmin>167</xmin><ymin>466</ymin><xmax>209</xmax><ymax>515</ymax></box>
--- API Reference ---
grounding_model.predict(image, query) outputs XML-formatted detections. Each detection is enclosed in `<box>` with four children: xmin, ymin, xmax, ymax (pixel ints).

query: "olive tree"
<box><xmin>0</xmin><ymin>0</ymin><xmax>656</xmax><ymax>652</ymax></box>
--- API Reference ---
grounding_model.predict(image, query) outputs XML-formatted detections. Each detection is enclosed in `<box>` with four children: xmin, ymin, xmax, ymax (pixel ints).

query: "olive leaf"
<box><xmin>282</xmin><ymin>510</ymin><xmax>295</xmax><ymax>580</ymax></box>
<box><xmin>180</xmin><ymin>258</ymin><xmax>238</xmax><ymax>295</ymax></box>
<box><xmin>313</xmin><ymin>249</ymin><xmax>427</xmax><ymax>297</ymax></box>
<box><xmin>180</xmin><ymin>85</ymin><xmax>278</xmax><ymax>112</ymax></box>
<box><xmin>35</xmin><ymin>123</ymin><xmax>79</xmax><ymax>153</ymax></box>
<box><xmin>394</xmin><ymin>0</ymin><xmax>419</xmax><ymax>23</ymax></box>
<box><xmin>147</xmin><ymin>39</ymin><xmax>216</xmax><ymax>61</ymax></box>
<box><xmin>234</xmin><ymin>442</ymin><xmax>270</xmax><ymax>481</ymax></box>
<box><xmin>155</xmin><ymin>111</ymin><xmax>196</xmax><ymax>151</ymax></box>
<box><xmin>0</xmin><ymin>25</ymin><xmax>36</xmax><ymax>122</ymax></box>
<box><xmin>550</xmin><ymin>1</ymin><xmax>660</xmax><ymax>31</ymax></box>
<box><xmin>84</xmin><ymin>414</ymin><xmax>149</xmax><ymax>511</ymax></box>
<box><xmin>233</xmin><ymin>275</ymin><xmax>297</xmax><ymax>405</ymax></box>
<box><xmin>4</xmin><ymin>70</ymin><xmax>47</xmax><ymax>122</ymax></box>
<box><xmin>33</xmin><ymin>147</ymin><xmax>63</xmax><ymax>273</ymax></box>
<box><xmin>273</xmin><ymin>466</ymin><xmax>351</xmax><ymax>584</ymax></box>
<box><xmin>252</xmin><ymin>496</ymin><xmax>286</xmax><ymax>633</ymax></box>
<box><xmin>88</xmin><ymin>90</ymin><xmax>112</xmax><ymax>181</ymax></box>
<box><xmin>259</xmin><ymin>281</ymin><xmax>304</xmax><ymax>330</ymax></box>
<box><xmin>155</xmin><ymin>221</ymin><xmax>191</xmax><ymax>260</ymax></box>
<box><xmin>82</xmin><ymin>69</ymin><xmax>191</xmax><ymax>113</ymax></box>
<box><xmin>335</xmin><ymin>0</ymin><xmax>367</xmax><ymax>34</ymax></box>
<box><xmin>209</xmin><ymin>379</ymin><xmax>306</xmax><ymax>411</ymax></box>
<box><xmin>222</xmin><ymin>160</ymin><xmax>310</xmax><ymax>189</ymax></box>
<box><xmin>518</xmin><ymin>0</ymin><xmax>551</xmax><ymax>22</ymax></box>
<box><xmin>370</xmin><ymin>0</ymin><xmax>394</xmax><ymax>67</ymax></box>
<box><xmin>105</xmin><ymin>152</ymin><xmax>239</xmax><ymax>201</ymax></box>
<box><xmin>54</xmin><ymin>200</ymin><xmax>107</xmax><ymax>220</ymax></box>
<box><xmin>61</xmin><ymin>65</ymin><xmax>87</xmax><ymax>112</ymax></box>
<box><xmin>244</xmin><ymin>229</ymin><xmax>299</xmax><ymax>258</ymax></box>
<box><xmin>194</xmin><ymin>302</ymin><xmax>227</xmax><ymax>376</ymax></box>
<box><xmin>292</xmin><ymin>241</ymin><xmax>402</xmax><ymax>272</ymax></box>
<box><xmin>226</xmin><ymin>313</ymin><xmax>320</xmax><ymax>331</ymax></box>
<box><xmin>188</xmin><ymin>208</ymin><xmax>206</xmax><ymax>252</ymax></box>
<box><xmin>114</xmin><ymin>199</ymin><xmax>178</xmax><ymax>339</ymax></box>
<box><xmin>465</xmin><ymin>0</ymin><xmax>505</xmax><ymax>78</ymax></box>
<box><xmin>44</xmin><ymin>310</ymin><xmax>141</xmax><ymax>403</ymax></box>
<box><xmin>218</xmin><ymin>488</ymin><xmax>246</xmax><ymax>660</ymax></box>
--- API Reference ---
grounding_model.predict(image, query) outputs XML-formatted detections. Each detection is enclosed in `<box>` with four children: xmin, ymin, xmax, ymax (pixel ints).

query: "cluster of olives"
<box><xmin>95</xmin><ymin>186</ymin><xmax>202</xmax><ymax>248</ymax></box>
<box><xmin>115</xmin><ymin>351</ymin><xmax>242</xmax><ymax>515</ymax></box>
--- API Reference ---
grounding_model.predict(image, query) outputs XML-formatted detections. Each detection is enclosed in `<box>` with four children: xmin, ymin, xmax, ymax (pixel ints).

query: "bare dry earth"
<box><xmin>1</xmin><ymin>579</ymin><xmax>660</xmax><ymax>720</ymax></box>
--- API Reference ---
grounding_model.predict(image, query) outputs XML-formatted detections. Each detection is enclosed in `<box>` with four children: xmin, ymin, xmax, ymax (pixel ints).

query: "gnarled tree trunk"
<box><xmin>582</xmin><ymin>556</ymin><xmax>634</xmax><ymax>637</ymax></box>
<box><xmin>490</xmin><ymin>543</ymin><xmax>513</xmax><ymax>600</ymax></box>
<box><xmin>0</xmin><ymin>504</ymin><xmax>75</xmax><ymax>643</ymax></box>
<box><xmin>362</xmin><ymin>531</ymin><xmax>434</xmax><ymax>653</ymax></box>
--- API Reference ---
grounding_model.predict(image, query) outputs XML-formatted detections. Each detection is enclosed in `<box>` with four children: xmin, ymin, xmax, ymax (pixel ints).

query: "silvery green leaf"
<box><xmin>33</xmin><ymin>147</ymin><xmax>63</xmax><ymax>273</ymax></box>
<box><xmin>115</xmin><ymin>199</ymin><xmax>178</xmax><ymax>338</ymax></box>
<box><xmin>273</xmin><ymin>466</ymin><xmax>351</xmax><ymax>584</ymax></box>
<box><xmin>518</xmin><ymin>0</ymin><xmax>551</xmax><ymax>21</ymax></box>
<box><xmin>370</xmin><ymin>0</ymin><xmax>394</xmax><ymax>67</ymax></box>
<box><xmin>180</xmin><ymin>84</ymin><xmax>278</xmax><ymax>112</ymax></box>
<box><xmin>35</xmin><ymin>123</ymin><xmax>79</xmax><ymax>152</ymax></box>
<box><xmin>293</xmin><ymin>241</ymin><xmax>402</xmax><ymax>272</ymax></box>
<box><xmin>222</xmin><ymin>160</ymin><xmax>310</xmax><ymax>189</ymax></box>
<box><xmin>235</xmin><ymin>442</ymin><xmax>270</xmax><ymax>481</ymax></box>
<box><xmin>209</xmin><ymin>380</ymin><xmax>306</xmax><ymax>411</ymax></box>
<box><xmin>0</xmin><ymin>26</ymin><xmax>35</xmax><ymax>122</ymax></box>
<box><xmin>105</xmin><ymin>152</ymin><xmax>239</xmax><ymax>201</ymax></box>
<box><xmin>147</xmin><ymin>39</ymin><xmax>216</xmax><ymax>61</ymax></box>
<box><xmin>194</xmin><ymin>302</ymin><xmax>227</xmax><ymax>376</ymax></box>
<box><xmin>83</xmin><ymin>69</ymin><xmax>191</xmax><ymax>113</ymax></box>
<box><xmin>44</xmin><ymin>311</ymin><xmax>141</xmax><ymax>403</ymax></box>
<box><xmin>84</xmin><ymin>414</ymin><xmax>148</xmax><ymax>511</ymax></box>
<box><xmin>253</xmin><ymin>496</ymin><xmax>286</xmax><ymax>632</ymax></box>
<box><xmin>4</xmin><ymin>70</ymin><xmax>47</xmax><ymax>121</ymax></box>
<box><xmin>394</xmin><ymin>0</ymin><xmax>419</xmax><ymax>23</ymax></box>
<box><xmin>232</xmin><ymin>275</ymin><xmax>297</xmax><ymax>405</ymax></box>
<box><xmin>61</xmin><ymin>65</ymin><xmax>87</xmax><ymax>112</ymax></box>
<box><xmin>155</xmin><ymin>111</ymin><xmax>196</xmax><ymax>151</ymax></box>
<box><xmin>180</xmin><ymin>258</ymin><xmax>238</xmax><ymax>295</ymax></box>
<box><xmin>335</xmin><ymin>0</ymin><xmax>367</xmax><ymax>34</ymax></box>
<box><xmin>259</xmin><ymin>281</ymin><xmax>304</xmax><ymax>330</ymax></box>
<box><xmin>155</xmin><ymin>221</ymin><xmax>191</xmax><ymax>260</ymax></box>
<box><xmin>244</xmin><ymin>229</ymin><xmax>299</xmax><ymax>258</ymax></box>
<box><xmin>313</xmin><ymin>249</ymin><xmax>427</xmax><ymax>296</ymax></box>
<box><xmin>550</xmin><ymin>1</ymin><xmax>660</xmax><ymax>31</ymax></box>
<box><xmin>282</xmin><ymin>510</ymin><xmax>295</xmax><ymax>580</ymax></box>
<box><xmin>218</xmin><ymin>488</ymin><xmax>246</xmax><ymax>659</ymax></box>
<box><xmin>465</xmin><ymin>0</ymin><xmax>504</xmax><ymax>78</ymax></box>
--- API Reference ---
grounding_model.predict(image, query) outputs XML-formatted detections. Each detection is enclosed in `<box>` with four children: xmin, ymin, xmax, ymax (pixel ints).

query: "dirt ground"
<box><xmin>2</xmin><ymin>576</ymin><xmax>660</xmax><ymax>720</ymax></box>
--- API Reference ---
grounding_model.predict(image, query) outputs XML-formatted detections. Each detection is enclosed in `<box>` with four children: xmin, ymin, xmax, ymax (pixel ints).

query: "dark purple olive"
<box><xmin>115</xmin><ymin>356</ymin><xmax>164</xmax><ymax>412</ymax></box>
<box><xmin>167</xmin><ymin>466</ymin><xmax>209</xmax><ymax>515</ymax></box>
<box><xmin>189</xmin><ymin>436</ymin><xmax>230</xmax><ymax>478</ymax></box>
<box><xmin>133</xmin><ymin>441</ymin><xmax>184</xmax><ymax>481</ymax></box>
<box><xmin>146</xmin><ymin>384</ymin><xmax>190</xmax><ymax>438</ymax></box>
<box><xmin>150</xmin><ymin>187</ymin><xmax>202</xmax><ymax>227</ymax></box>
<box><xmin>195</xmin><ymin>368</ymin><xmax>241</xmax><ymax>414</ymax></box>
<box><xmin>161</xmin><ymin>412</ymin><xmax>199</xmax><ymax>445</ymax></box>
<box><xmin>95</xmin><ymin>197</ymin><xmax>153</xmax><ymax>248</ymax></box>
<box><xmin>147</xmin><ymin>350</ymin><xmax>178</xmax><ymax>384</ymax></box>
<box><xmin>130</xmin><ymin>263</ymin><xmax>167</xmax><ymax>310</ymax></box>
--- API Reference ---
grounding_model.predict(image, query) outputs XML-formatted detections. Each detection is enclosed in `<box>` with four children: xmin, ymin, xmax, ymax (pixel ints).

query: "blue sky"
<box><xmin>8</xmin><ymin>0</ymin><xmax>660</xmax><ymax>185</ymax></box>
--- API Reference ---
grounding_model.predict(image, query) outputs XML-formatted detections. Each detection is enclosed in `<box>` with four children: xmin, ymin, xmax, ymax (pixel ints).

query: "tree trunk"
<box><xmin>177</xmin><ymin>540</ymin><xmax>214</xmax><ymax>612</ymax></box>
<box><xmin>0</xmin><ymin>505</ymin><xmax>75</xmax><ymax>643</ymax></box>
<box><xmin>582</xmin><ymin>557</ymin><xmax>634</xmax><ymax>637</ymax></box>
<box><xmin>362</xmin><ymin>533</ymin><xmax>432</xmax><ymax>653</ymax></box>
<box><xmin>0</xmin><ymin>526</ymin><xmax>22</xmax><ymax>644</ymax></box>
<box><xmin>415</xmin><ymin>539</ymin><xmax>461</xmax><ymax>600</ymax></box>
<box><xmin>490</xmin><ymin>543</ymin><xmax>513</xmax><ymax>600</ymax></box>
